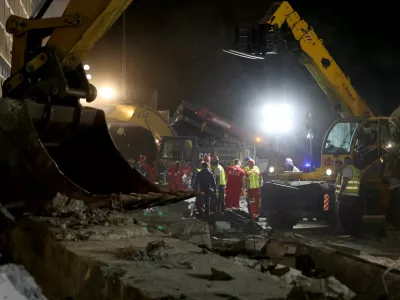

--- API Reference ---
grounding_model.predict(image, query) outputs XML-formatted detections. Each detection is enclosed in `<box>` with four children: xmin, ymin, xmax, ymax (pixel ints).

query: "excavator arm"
<box><xmin>0</xmin><ymin>0</ymin><xmax>193</xmax><ymax>211</ymax></box>
<box><xmin>226</xmin><ymin>1</ymin><xmax>373</xmax><ymax>118</ymax></box>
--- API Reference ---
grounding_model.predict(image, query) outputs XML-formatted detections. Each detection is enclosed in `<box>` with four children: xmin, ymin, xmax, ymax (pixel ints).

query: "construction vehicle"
<box><xmin>0</xmin><ymin>0</ymin><xmax>198</xmax><ymax>213</ymax></box>
<box><xmin>100</xmin><ymin>101</ymin><xmax>263</xmax><ymax>186</ymax></box>
<box><xmin>224</xmin><ymin>1</ymin><xmax>399</xmax><ymax>228</ymax></box>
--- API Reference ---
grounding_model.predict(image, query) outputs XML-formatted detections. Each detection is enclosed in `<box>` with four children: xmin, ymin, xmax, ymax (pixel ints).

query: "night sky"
<box><xmin>85</xmin><ymin>0</ymin><xmax>400</xmax><ymax>167</ymax></box>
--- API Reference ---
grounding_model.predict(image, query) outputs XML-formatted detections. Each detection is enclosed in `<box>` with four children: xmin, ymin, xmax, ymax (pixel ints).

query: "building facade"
<box><xmin>0</xmin><ymin>0</ymin><xmax>67</xmax><ymax>95</ymax></box>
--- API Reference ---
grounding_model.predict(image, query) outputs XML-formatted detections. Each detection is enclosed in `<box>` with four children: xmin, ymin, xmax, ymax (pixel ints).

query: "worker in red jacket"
<box><xmin>167</xmin><ymin>162</ymin><xmax>176</xmax><ymax>191</ymax></box>
<box><xmin>174</xmin><ymin>161</ymin><xmax>186</xmax><ymax>190</ymax></box>
<box><xmin>225</xmin><ymin>158</ymin><xmax>246</xmax><ymax>209</ymax></box>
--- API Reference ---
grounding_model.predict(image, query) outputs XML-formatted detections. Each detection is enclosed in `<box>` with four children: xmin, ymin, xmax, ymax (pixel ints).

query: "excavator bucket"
<box><xmin>0</xmin><ymin>97</ymin><xmax>180</xmax><ymax>212</ymax></box>
<box><xmin>260</xmin><ymin>181</ymin><xmax>334</xmax><ymax>230</ymax></box>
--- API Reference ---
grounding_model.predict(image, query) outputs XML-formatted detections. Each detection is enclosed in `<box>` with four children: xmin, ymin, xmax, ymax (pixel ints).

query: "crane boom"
<box><xmin>226</xmin><ymin>1</ymin><xmax>373</xmax><ymax>118</ymax></box>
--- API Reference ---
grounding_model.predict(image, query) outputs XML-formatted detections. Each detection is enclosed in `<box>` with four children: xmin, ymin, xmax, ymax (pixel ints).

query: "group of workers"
<box><xmin>333</xmin><ymin>157</ymin><xmax>361</xmax><ymax>236</ymax></box>
<box><xmin>192</xmin><ymin>155</ymin><xmax>262</xmax><ymax>220</ymax></box>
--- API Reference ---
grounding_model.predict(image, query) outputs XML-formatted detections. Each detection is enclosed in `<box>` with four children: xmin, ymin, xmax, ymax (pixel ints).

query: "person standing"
<box><xmin>192</xmin><ymin>162</ymin><xmax>217</xmax><ymax>215</ymax></box>
<box><xmin>245</xmin><ymin>159</ymin><xmax>261</xmax><ymax>220</ymax></box>
<box><xmin>338</xmin><ymin>157</ymin><xmax>361</xmax><ymax>236</ymax></box>
<box><xmin>225</xmin><ymin>159</ymin><xmax>246</xmax><ymax>209</ymax></box>
<box><xmin>211</xmin><ymin>156</ymin><xmax>227</xmax><ymax>212</ymax></box>
<box><xmin>167</xmin><ymin>162</ymin><xmax>176</xmax><ymax>191</ymax></box>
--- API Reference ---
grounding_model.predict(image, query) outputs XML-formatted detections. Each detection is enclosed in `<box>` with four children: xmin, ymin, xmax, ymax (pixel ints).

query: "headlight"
<box><xmin>269</xmin><ymin>166</ymin><xmax>275</xmax><ymax>173</ymax></box>
<box><xmin>325</xmin><ymin>168</ymin><xmax>332</xmax><ymax>176</ymax></box>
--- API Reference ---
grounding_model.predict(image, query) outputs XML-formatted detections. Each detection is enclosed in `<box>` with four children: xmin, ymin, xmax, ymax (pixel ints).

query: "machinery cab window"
<box><xmin>323</xmin><ymin>121</ymin><xmax>361</xmax><ymax>154</ymax></box>
<box><xmin>159</xmin><ymin>138</ymin><xmax>194</xmax><ymax>163</ymax></box>
<box><xmin>354</xmin><ymin>121</ymin><xmax>379</xmax><ymax>171</ymax></box>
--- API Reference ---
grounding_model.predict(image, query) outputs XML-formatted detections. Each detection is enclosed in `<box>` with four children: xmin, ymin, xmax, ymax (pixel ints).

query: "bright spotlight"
<box><xmin>86</xmin><ymin>74</ymin><xmax>92</xmax><ymax>80</ymax></box>
<box><xmin>325</xmin><ymin>168</ymin><xmax>332</xmax><ymax>176</ymax></box>
<box><xmin>269</xmin><ymin>166</ymin><xmax>275</xmax><ymax>173</ymax></box>
<box><xmin>83</xmin><ymin>64</ymin><xmax>90</xmax><ymax>71</ymax></box>
<box><xmin>256</xmin><ymin>137</ymin><xmax>261</xmax><ymax>143</ymax></box>
<box><xmin>388</xmin><ymin>143</ymin><xmax>393</xmax><ymax>148</ymax></box>
<box><xmin>99</xmin><ymin>87</ymin><xmax>116</xmax><ymax>100</ymax></box>
<box><xmin>263</xmin><ymin>103</ymin><xmax>293</xmax><ymax>133</ymax></box>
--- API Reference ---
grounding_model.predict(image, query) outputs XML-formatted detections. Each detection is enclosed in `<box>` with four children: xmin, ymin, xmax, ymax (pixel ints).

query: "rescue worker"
<box><xmin>244</xmin><ymin>156</ymin><xmax>252</xmax><ymax>173</ymax></box>
<box><xmin>192</xmin><ymin>162</ymin><xmax>217</xmax><ymax>215</ymax></box>
<box><xmin>245</xmin><ymin>159</ymin><xmax>261</xmax><ymax>220</ymax></box>
<box><xmin>211</xmin><ymin>156</ymin><xmax>227</xmax><ymax>211</ymax></box>
<box><xmin>192</xmin><ymin>160</ymin><xmax>204</xmax><ymax>215</ymax></box>
<box><xmin>284</xmin><ymin>158</ymin><xmax>300</xmax><ymax>172</ymax></box>
<box><xmin>174</xmin><ymin>161</ymin><xmax>186</xmax><ymax>190</ymax></box>
<box><xmin>225</xmin><ymin>159</ymin><xmax>246</xmax><ymax>209</ymax></box>
<box><xmin>337</xmin><ymin>157</ymin><xmax>361</xmax><ymax>236</ymax></box>
<box><xmin>333</xmin><ymin>160</ymin><xmax>344</xmax><ymax>233</ymax></box>
<box><xmin>167</xmin><ymin>162</ymin><xmax>177</xmax><ymax>191</ymax></box>
<box><xmin>204</xmin><ymin>155</ymin><xmax>211</xmax><ymax>168</ymax></box>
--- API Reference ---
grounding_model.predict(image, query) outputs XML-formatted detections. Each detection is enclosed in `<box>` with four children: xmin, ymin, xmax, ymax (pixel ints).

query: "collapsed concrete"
<box><xmin>2</xmin><ymin>218</ymin><xmax>295</xmax><ymax>299</ymax></box>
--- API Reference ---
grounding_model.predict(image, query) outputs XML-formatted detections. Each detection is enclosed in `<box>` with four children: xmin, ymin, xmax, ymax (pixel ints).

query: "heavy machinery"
<box><xmin>99</xmin><ymin>101</ymin><xmax>262</xmax><ymax>185</ymax></box>
<box><xmin>0</xmin><ymin>0</ymin><xmax>197</xmax><ymax>213</ymax></box>
<box><xmin>225</xmin><ymin>1</ymin><xmax>399</xmax><ymax>228</ymax></box>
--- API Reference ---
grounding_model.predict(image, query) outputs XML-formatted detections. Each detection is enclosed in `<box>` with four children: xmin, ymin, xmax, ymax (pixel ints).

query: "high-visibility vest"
<box><xmin>213</xmin><ymin>165</ymin><xmax>227</xmax><ymax>186</ymax></box>
<box><xmin>341</xmin><ymin>165</ymin><xmax>361</xmax><ymax>197</ymax></box>
<box><xmin>335</xmin><ymin>172</ymin><xmax>342</xmax><ymax>198</ymax></box>
<box><xmin>247</xmin><ymin>166</ymin><xmax>260</xmax><ymax>189</ymax></box>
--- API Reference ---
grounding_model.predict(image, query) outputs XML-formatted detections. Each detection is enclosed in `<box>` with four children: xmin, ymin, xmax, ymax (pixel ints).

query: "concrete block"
<box><xmin>2</xmin><ymin>219</ymin><xmax>293</xmax><ymax>300</ymax></box>
<box><xmin>166</xmin><ymin>219</ymin><xmax>211</xmax><ymax>248</ymax></box>
<box><xmin>0</xmin><ymin>264</ymin><xmax>47</xmax><ymax>300</ymax></box>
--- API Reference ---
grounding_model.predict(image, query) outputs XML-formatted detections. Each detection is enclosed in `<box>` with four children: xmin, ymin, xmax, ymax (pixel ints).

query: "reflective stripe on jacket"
<box><xmin>342</xmin><ymin>165</ymin><xmax>361</xmax><ymax>197</ymax></box>
<box><xmin>246</xmin><ymin>166</ymin><xmax>260</xmax><ymax>189</ymax></box>
<box><xmin>335</xmin><ymin>172</ymin><xmax>342</xmax><ymax>198</ymax></box>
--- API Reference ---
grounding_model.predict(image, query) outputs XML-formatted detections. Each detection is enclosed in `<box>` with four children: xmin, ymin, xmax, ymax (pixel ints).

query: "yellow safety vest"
<box><xmin>213</xmin><ymin>165</ymin><xmax>227</xmax><ymax>186</ymax></box>
<box><xmin>247</xmin><ymin>166</ymin><xmax>260</xmax><ymax>189</ymax></box>
<box><xmin>341</xmin><ymin>165</ymin><xmax>361</xmax><ymax>197</ymax></box>
<box><xmin>335</xmin><ymin>172</ymin><xmax>342</xmax><ymax>198</ymax></box>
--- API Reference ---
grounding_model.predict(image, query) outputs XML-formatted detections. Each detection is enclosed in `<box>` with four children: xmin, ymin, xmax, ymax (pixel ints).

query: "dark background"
<box><xmin>85</xmin><ymin>0</ymin><xmax>400</xmax><ymax>167</ymax></box>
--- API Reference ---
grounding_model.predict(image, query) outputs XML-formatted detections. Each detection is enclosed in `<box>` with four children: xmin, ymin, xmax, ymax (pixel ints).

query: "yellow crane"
<box><xmin>225</xmin><ymin>1</ymin><xmax>397</xmax><ymax>228</ymax></box>
<box><xmin>0</xmin><ymin>0</ymin><xmax>193</xmax><ymax>212</ymax></box>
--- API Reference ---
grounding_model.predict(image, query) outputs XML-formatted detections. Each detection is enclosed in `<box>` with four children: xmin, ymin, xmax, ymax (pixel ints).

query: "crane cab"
<box><xmin>321</xmin><ymin>116</ymin><xmax>396</xmax><ymax>216</ymax></box>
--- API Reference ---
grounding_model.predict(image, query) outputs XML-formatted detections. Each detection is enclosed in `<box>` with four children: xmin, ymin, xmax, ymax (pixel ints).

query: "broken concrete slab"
<box><xmin>2</xmin><ymin>218</ymin><xmax>294</xmax><ymax>300</ymax></box>
<box><xmin>0</xmin><ymin>264</ymin><xmax>47</xmax><ymax>300</ymax></box>
<box><xmin>304</xmin><ymin>241</ymin><xmax>400</xmax><ymax>299</ymax></box>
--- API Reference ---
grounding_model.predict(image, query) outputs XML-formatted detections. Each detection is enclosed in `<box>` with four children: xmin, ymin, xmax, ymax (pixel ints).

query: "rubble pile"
<box><xmin>8</xmin><ymin>195</ymin><xmax>400</xmax><ymax>299</ymax></box>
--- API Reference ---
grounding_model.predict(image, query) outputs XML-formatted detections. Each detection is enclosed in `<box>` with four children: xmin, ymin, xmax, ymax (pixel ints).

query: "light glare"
<box><xmin>263</xmin><ymin>103</ymin><xmax>293</xmax><ymax>133</ymax></box>
<box><xmin>326</xmin><ymin>168</ymin><xmax>332</xmax><ymax>176</ymax></box>
<box><xmin>86</xmin><ymin>74</ymin><xmax>92</xmax><ymax>80</ymax></box>
<box><xmin>99</xmin><ymin>87</ymin><xmax>116</xmax><ymax>100</ymax></box>
<box><xmin>83</xmin><ymin>64</ymin><xmax>90</xmax><ymax>71</ymax></box>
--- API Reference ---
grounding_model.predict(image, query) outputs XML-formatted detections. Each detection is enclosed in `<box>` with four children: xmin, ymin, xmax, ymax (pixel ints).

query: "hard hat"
<box><xmin>211</xmin><ymin>156</ymin><xmax>219</xmax><ymax>162</ymax></box>
<box><xmin>245</xmin><ymin>156</ymin><xmax>251</xmax><ymax>162</ymax></box>
<box><xmin>285</xmin><ymin>158</ymin><xmax>293</xmax><ymax>165</ymax></box>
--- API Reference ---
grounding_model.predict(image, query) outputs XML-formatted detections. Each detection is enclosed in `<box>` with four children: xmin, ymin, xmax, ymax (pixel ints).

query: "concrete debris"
<box><xmin>116</xmin><ymin>240</ymin><xmax>170</xmax><ymax>261</ymax></box>
<box><xmin>0</xmin><ymin>264</ymin><xmax>47</xmax><ymax>300</ymax></box>
<box><xmin>210</xmin><ymin>267</ymin><xmax>234</xmax><ymax>281</ymax></box>
<box><xmin>5</xmin><ymin>219</ymin><xmax>296</xmax><ymax>299</ymax></box>
<box><xmin>264</xmin><ymin>239</ymin><xmax>287</xmax><ymax>258</ymax></box>
<box><xmin>357</xmin><ymin>252</ymin><xmax>400</xmax><ymax>270</ymax></box>
<box><xmin>292</xmin><ymin>276</ymin><xmax>356</xmax><ymax>299</ymax></box>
